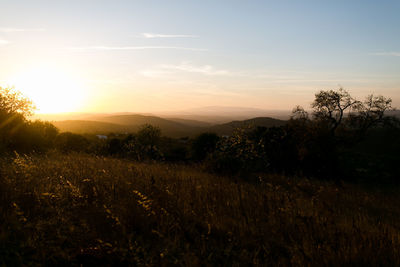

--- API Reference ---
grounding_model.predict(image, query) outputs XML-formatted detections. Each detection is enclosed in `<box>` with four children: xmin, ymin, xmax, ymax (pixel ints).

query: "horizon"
<box><xmin>31</xmin><ymin>106</ymin><xmax>295</xmax><ymax>124</ymax></box>
<box><xmin>1</xmin><ymin>1</ymin><xmax>399</xmax><ymax>113</ymax></box>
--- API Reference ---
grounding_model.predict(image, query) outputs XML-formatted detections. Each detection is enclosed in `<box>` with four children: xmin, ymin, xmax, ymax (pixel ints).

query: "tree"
<box><xmin>16</xmin><ymin>120</ymin><xmax>59</xmax><ymax>152</ymax></box>
<box><xmin>124</xmin><ymin>124</ymin><xmax>163</xmax><ymax>161</ymax></box>
<box><xmin>0</xmin><ymin>86</ymin><xmax>35</xmax><ymax>117</ymax></box>
<box><xmin>55</xmin><ymin>132</ymin><xmax>89</xmax><ymax>152</ymax></box>
<box><xmin>192</xmin><ymin>132</ymin><xmax>219</xmax><ymax>160</ymax></box>
<box><xmin>311</xmin><ymin>88</ymin><xmax>359</xmax><ymax>135</ymax></box>
<box><xmin>136</xmin><ymin>124</ymin><xmax>161</xmax><ymax>147</ymax></box>
<box><xmin>350</xmin><ymin>94</ymin><xmax>394</xmax><ymax>131</ymax></box>
<box><xmin>0</xmin><ymin>87</ymin><xmax>36</xmax><ymax>152</ymax></box>
<box><xmin>291</xmin><ymin>105</ymin><xmax>309</xmax><ymax>120</ymax></box>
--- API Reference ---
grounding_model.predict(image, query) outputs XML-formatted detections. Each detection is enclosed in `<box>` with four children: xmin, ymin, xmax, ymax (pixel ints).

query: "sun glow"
<box><xmin>9</xmin><ymin>66</ymin><xmax>87</xmax><ymax>113</ymax></box>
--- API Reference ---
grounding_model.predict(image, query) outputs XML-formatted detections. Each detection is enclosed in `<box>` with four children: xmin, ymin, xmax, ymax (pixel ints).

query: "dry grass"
<box><xmin>1</xmin><ymin>152</ymin><xmax>400</xmax><ymax>266</ymax></box>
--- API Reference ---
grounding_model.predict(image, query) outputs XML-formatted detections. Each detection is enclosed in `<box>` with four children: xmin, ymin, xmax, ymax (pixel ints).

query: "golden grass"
<box><xmin>1</xmin><ymin>152</ymin><xmax>400</xmax><ymax>266</ymax></box>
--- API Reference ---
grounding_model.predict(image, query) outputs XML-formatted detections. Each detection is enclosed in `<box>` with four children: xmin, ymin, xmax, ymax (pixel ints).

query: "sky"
<box><xmin>0</xmin><ymin>0</ymin><xmax>399</xmax><ymax>113</ymax></box>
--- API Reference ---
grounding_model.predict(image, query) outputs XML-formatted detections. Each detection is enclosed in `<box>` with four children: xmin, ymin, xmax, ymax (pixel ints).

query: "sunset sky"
<box><xmin>0</xmin><ymin>0</ymin><xmax>399</xmax><ymax>113</ymax></box>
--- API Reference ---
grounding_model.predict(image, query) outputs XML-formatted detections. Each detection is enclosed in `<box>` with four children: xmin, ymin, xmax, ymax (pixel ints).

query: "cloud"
<box><xmin>0</xmin><ymin>40</ymin><xmax>9</xmax><ymax>45</ymax></box>
<box><xmin>160</xmin><ymin>62</ymin><xmax>230</xmax><ymax>76</ymax></box>
<box><xmin>370</xmin><ymin>52</ymin><xmax>400</xmax><ymax>57</ymax></box>
<box><xmin>0</xmin><ymin>28</ymin><xmax>45</xmax><ymax>33</ymax></box>
<box><xmin>67</xmin><ymin>46</ymin><xmax>207</xmax><ymax>51</ymax></box>
<box><xmin>142</xmin><ymin>33</ymin><xmax>198</xmax><ymax>38</ymax></box>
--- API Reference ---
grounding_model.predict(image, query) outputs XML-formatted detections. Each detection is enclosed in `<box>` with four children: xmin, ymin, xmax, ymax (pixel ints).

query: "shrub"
<box><xmin>191</xmin><ymin>132</ymin><xmax>219</xmax><ymax>161</ymax></box>
<box><xmin>55</xmin><ymin>132</ymin><xmax>90</xmax><ymax>152</ymax></box>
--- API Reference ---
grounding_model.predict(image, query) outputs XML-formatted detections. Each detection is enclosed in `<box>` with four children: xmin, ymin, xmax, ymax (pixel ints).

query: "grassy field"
<box><xmin>1</xmin><ymin>152</ymin><xmax>400</xmax><ymax>266</ymax></box>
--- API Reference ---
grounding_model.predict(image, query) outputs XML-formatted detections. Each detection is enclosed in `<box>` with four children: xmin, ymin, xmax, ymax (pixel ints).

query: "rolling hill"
<box><xmin>52</xmin><ymin>115</ymin><xmax>288</xmax><ymax>137</ymax></box>
<box><xmin>85</xmin><ymin>114</ymin><xmax>204</xmax><ymax>137</ymax></box>
<box><xmin>208</xmin><ymin>117</ymin><xmax>287</xmax><ymax>135</ymax></box>
<box><xmin>52</xmin><ymin>120</ymin><xmax>132</xmax><ymax>134</ymax></box>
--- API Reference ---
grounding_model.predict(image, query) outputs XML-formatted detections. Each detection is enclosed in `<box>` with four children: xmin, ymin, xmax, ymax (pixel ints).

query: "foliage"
<box><xmin>0</xmin><ymin>87</ymin><xmax>61</xmax><ymax>153</ymax></box>
<box><xmin>348</xmin><ymin>94</ymin><xmax>394</xmax><ymax>134</ymax></box>
<box><xmin>159</xmin><ymin>137</ymin><xmax>189</xmax><ymax>162</ymax></box>
<box><xmin>0</xmin><ymin>86</ymin><xmax>35</xmax><ymax>117</ymax></box>
<box><xmin>19</xmin><ymin>120</ymin><xmax>59</xmax><ymax>152</ymax></box>
<box><xmin>208</xmin><ymin>127</ymin><xmax>268</xmax><ymax>175</ymax></box>
<box><xmin>123</xmin><ymin>124</ymin><xmax>163</xmax><ymax>161</ymax></box>
<box><xmin>311</xmin><ymin>88</ymin><xmax>359</xmax><ymax>135</ymax></box>
<box><xmin>1</xmin><ymin>152</ymin><xmax>400</xmax><ymax>265</ymax></box>
<box><xmin>310</xmin><ymin>88</ymin><xmax>396</xmax><ymax>137</ymax></box>
<box><xmin>55</xmin><ymin>132</ymin><xmax>90</xmax><ymax>152</ymax></box>
<box><xmin>0</xmin><ymin>87</ymin><xmax>36</xmax><ymax>153</ymax></box>
<box><xmin>191</xmin><ymin>132</ymin><xmax>219</xmax><ymax>161</ymax></box>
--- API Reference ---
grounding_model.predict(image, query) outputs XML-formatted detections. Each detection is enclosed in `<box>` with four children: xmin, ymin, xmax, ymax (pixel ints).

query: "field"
<box><xmin>1</xmin><ymin>152</ymin><xmax>400</xmax><ymax>266</ymax></box>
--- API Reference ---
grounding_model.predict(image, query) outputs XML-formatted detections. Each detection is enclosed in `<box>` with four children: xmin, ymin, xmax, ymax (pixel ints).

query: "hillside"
<box><xmin>166</xmin><ymin>117</ymin><xmax>213</xmax><ymax>128</ymax></box>
<box><xmin>87</xmin><ymin>114</ymin><xmax>204</xmax><ymax>137</ymax></box>
<box><xmin>208</xmin><ymin>117</ymin><xmax>287</xmax><ymax>135</ymax></box>
<box><xmin>2</xmin><ymin>152</ymin><xmax>399</xmax><ymax>265</ymax></box>
<box><xmin>51</xmin><ymin>115</ymin><xmax>288</xmax><ymax>137</ymax></box>
<box><xmin>52</xmin><ymin>115</ymin><xmax>204</xmax><ymax>137</ymax></box>
<box><xmin>52</xmin><ymin>120</ymin><xmax>132</xmax><ymax>134</ymax></box>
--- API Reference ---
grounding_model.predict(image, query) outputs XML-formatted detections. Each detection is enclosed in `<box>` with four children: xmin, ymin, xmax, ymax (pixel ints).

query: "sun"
<box><xmin>9</xmin><ymin>65</ymin><xmax>87</xmax><ymax>113</ymax></box>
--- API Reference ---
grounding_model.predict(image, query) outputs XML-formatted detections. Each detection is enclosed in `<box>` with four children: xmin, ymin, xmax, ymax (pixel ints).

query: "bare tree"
<box><xmin>350</xmin><ymin>94</ymin><xmax>394</xmax><ymax>132</ymax></box>
<box><xmin>311</xmin><ymin>88</ymin><xmax>360</xmax><ymax>135</ymax></box>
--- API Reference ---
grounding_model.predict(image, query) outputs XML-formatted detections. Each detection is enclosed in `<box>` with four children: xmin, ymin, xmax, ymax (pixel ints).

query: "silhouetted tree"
<box><xmin>22</xmin><ymin>120</ymin><xmax>59</xmax><ymax>151</ymax></box>
<box><xmin>209</xmin><ymin>128</ymin><xmax>268</xmax><ymax>176</ymax></box>
<box><xmin>311</xmin><ymin>88</ymin><xmax>360</xmax><ymax>135</ymax></box>
<box><xmin>107</xmin><ymin>138</ymin><xmax>123</xmax><ymax>155</ymax></box>
<box><xmin>192</xmin><ymin>132</ymin><xmax>219</xmax><ymax>160</ymax></box>
<box><xmin>55</xmin><ymin>132</ymin><xmax>89</xmax><ymax>152</ymax></box>
<box><xmin>0</xmin><ymin>86</ymin><xmax>35</xmax><ymax>117</ymax></box>
<box><xmin>291</xmin><ymin>105</ymin><xmax>309</xmax><ymax>120</ymax></box>
<box><xmin>0</xmin><ymin>87</ymin><xmax>35</xmax><ymax>152</ymax></box>
<box><xmin>124</xmin><ymin>124</ymin><xmax>163</xmax><ymax>160</ymax></box>
<box><xmin>349</xmin><ymin>94</ymin><xmax>395</xmax><ymax>134</ymax></box>
<box><xmin>136</xmin><ymin>124</ymin><xmax>161</xmax><ymax>147</ymax></box>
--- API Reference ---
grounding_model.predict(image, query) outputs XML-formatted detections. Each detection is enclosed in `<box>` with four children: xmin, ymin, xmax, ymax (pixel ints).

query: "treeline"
<box><xmin>1</xmin><ymin>86</ymin><xmax>399</xmax><ymax>183</ymax></box>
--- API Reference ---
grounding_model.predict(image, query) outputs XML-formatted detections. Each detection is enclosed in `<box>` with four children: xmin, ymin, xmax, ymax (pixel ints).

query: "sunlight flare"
<box><xmin>9</xmin><ymin>66</ymin><xmax>87</xmax><ymax>113</ymax></box>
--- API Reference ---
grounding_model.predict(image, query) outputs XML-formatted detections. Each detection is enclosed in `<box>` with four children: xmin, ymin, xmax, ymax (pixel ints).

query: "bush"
<box><xmin>123</xmin><ymin>125</ymin><xmax>163</xmax><ymax>161</ymax></box>
<box><xmin>191</xmin><ymin>132</ymin><xmax>219</xmax><ymax>161</ymax></box>
<box><xmin>208</xmin><ymin>128</ymin><xmax>268</xmax><ymax>176</ymax></box>
<box><xmin>55</xmin><ymin>132</ymin><xmax>90</xmax><ymax>152</ymax></box>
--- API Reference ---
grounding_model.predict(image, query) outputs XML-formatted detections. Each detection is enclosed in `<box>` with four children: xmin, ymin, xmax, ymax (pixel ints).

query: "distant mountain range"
<box><xmin>52</xmin><ymin>114</ymin><xmax>287</xmax><ymax>137</ymax></box>
<box><xmin>52</xmin><ymin>120</ymin><xmax>131</xmax><ymax>134</ymax></box>
<box><xmin>160</xmin><ymin>106</ymin><xmax>292</xmax><ymax>122</ymax></box>
<box><xmin>34</xmin><ymin>106</ymin><xmax>293</xmax><ymax>124</ymax></box>
<box><xmin>43</xmin><ymin>108</ymin><xmax>400</xmax><ymax>138</ymax></box>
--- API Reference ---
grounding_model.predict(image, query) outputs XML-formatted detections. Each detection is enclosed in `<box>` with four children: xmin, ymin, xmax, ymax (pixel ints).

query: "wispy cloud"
<box><xmin>160</xmin><ymin>62</ymin><xmax>230</xmax><ymax>76</ymax></box>
<box><xmin>67</xmin><ymin>46</ymin><xmax>207</xmax><ymax>51</ymax></box>
<box><xmin>0</xmin><ymin>40</ymin><xmax>10</xmax><ymax>45</ymax></box>
<box><xmin>0</xmin><ymin>28</ymin><xmax>45</xmax><ymax>33</ymax></box>
<box><xmin>142</xmin><ymin>33</ymin><xmax>198</xmax><ymax>38</ymax></box>
<box><xmin>370</xmin><ymin>52</ymin><xmax>400</xmax><ymax>57</ymax></box>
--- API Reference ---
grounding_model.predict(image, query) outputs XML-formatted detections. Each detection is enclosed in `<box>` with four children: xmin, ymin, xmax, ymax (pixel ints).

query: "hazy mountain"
<box><xmin>159</xmin><ymin>106</ymin><xmax>292</xmax><ymax>122</ymax></box>
<box><xmin>162</xmin><ymin>114</ymin><xmax>240</xmax><ymax>124</ymax></box>
<box><xmin>166</xmin><ymin>118</ymin><xmax>213</xmax><ymax>127</ymax></box>
<box><xmin>52</xmin><ymin>120</ymin><xmax>132</xmax><ymax>134</ymax></box>
<box><xmin>31</xmin><ymin>107</ymin><xmax>293</xmax><ymax>124</ymax></box>
<box><xmin>82</xmin><ymin>114</ymin><xmax>204</xmax><ymax>137</ymax></box>
<box><xmin>32</xmin><ymin>113</ymin><xmax>95</xmax><ymax>122</ymax></box>
<box><xmin>52</xmin><ymin>114</ymin><xmax>288</xmax><ymax>138</ymax></box>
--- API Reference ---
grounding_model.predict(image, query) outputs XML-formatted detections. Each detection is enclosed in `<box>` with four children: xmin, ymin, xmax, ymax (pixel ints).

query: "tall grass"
<box><xmin>1</xmin><ymin>152</ymin><xmax>399</xmax><ymax>265</ymax></box>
